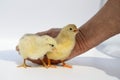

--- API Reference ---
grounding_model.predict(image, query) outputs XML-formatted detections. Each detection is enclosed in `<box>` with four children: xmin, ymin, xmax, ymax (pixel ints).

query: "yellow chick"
<box><xmin>47</xmin><ymin>24</ymin><xmax>78</xmax><ymax>68</ymax></box>
<box><xmin>18</xmin><ymin>34</ymin><xmax>57</xmax><ymax>68</ymax></box>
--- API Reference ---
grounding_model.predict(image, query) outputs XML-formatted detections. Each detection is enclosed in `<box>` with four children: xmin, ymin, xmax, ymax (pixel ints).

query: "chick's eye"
<box><xmin>49</xmin><ymin>44</ymin><xmax>54</xmax><ymax>47</ymax></box>
<box><xmin>69</xmin><ymin>28</ymin><xmax>72</xmax><ymax>30</ymax></box>
<box><xmin>51</xmin><ymin>44</ymin><xmax>54</xmax><ymax>47</ymax></box>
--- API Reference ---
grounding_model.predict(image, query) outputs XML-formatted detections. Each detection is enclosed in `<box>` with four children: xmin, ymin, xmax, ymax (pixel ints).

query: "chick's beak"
<box><xmin>74</xmin><ymin>29</ymin><xmax>78</xmax><ymax>32</ymax></box>
<box><xmin>52</xmin><ymin>47</ymin><xmax>57</xmax><ymax>51</ymax></box>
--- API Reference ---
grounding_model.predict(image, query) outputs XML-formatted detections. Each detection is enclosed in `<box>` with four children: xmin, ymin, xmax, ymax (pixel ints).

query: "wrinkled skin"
<box><xmin>16</xmin><ymin>0</ymin><xmax>120</xmax><ymax>65</ymax></box>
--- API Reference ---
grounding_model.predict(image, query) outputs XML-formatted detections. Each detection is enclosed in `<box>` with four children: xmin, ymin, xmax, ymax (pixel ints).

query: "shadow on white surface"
<box><xmin>0</xmin><ymin>50</ymin><xmax>22</xmax><ymax>65</ymax></box>
<box><xmin>0</xmin><ymin>50</ymin><xmax>39</xmax><ymax>67</ymax></box>
<box><xmin>68</xmin><ymin>57</ymin><xmax>120</xmax><ymax>79</ymax></box>
<box><xmin>96</xmin><ymin>43</ymin><xmax>120</xmax><ymax>58</ymax></box>
<box><xmin>0</xmin><ymin>50</ymin><xmax>120</xmax><ymax>79</ymax></box>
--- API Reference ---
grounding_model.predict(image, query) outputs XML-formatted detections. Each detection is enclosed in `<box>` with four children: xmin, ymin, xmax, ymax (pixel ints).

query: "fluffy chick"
<box><xmin>18</xmin><ymin>34</ymin><xmax>57</xmax><ymax>68</ymax></box>
<box><xmin>47</xmin><ymin>24</ymin><xmax>78</xmax><ymax>68</ymax></box>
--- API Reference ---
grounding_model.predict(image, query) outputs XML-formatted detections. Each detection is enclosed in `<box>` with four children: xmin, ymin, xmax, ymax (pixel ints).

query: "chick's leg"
<box><xmin>47</xmin><ymin>59</ymin><xmax>56</xmax><ymax>68</ymax></box>
<box><xmin>17</xmin><ymin>59</ymin><xmax>31</xmax><ymax>68</ymax></box>
<box><xmin>41</xmin><ymin>59</ymin><xmax>48</xmax><ymax>68</ymax></box>
<box><xmin>61</xmin><ymin>60</ymin><xmax>72</xmax><ymax>68</ymax></box>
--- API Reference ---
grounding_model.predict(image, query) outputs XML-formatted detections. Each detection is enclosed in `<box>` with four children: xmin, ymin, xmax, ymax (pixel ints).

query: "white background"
<box><xmin>0</xmin><ymin>0</ymin><xmax>102</xmax><ymax>38</ymax></box>
<box><xmin>1</xmin><ymin>0</ymin><xmax>120</xmax><ymax>80</ymax></box>
<box><xmin>0</xmin><ymin>0</ymin><xmax>107</xmax><ymax>50</ymax></box>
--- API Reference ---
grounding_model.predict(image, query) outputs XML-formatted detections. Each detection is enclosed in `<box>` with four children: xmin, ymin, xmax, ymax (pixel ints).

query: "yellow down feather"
<box><xmin>47</xmin><ymin>24</ymin><xmax>78</xmax><ymax>60</ymax></box>
<box><xmin>18</xmin><ymin>34</ymin><xmax>57</xmax><ymax>60</ymax></box>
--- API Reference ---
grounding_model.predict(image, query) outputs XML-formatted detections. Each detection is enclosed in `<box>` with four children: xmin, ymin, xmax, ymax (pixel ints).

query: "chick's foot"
<box><xmin>62</xmin><ymin>61</ymin><xmax>72</xmax><ymax>68</ymax></box>
<box><xmin>17</xmin><ymin>63</ymin><xmax>31</xmax><ymax>68</ymax></box>
<box><xmin>17</xmin><ymin>59</ymin><xmax>31</xmax><ymax>68</ymax></box>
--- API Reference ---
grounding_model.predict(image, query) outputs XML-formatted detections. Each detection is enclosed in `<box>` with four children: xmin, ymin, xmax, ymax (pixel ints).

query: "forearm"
<box><xmin>69</xmin><ymin>0</ymin><xmax>120</xmax><ymax>58</ymax></box>
<box><xmin>82</xmin><ymin>0</ymin><xmax>120</xmax><ymax>46</ymax></box>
